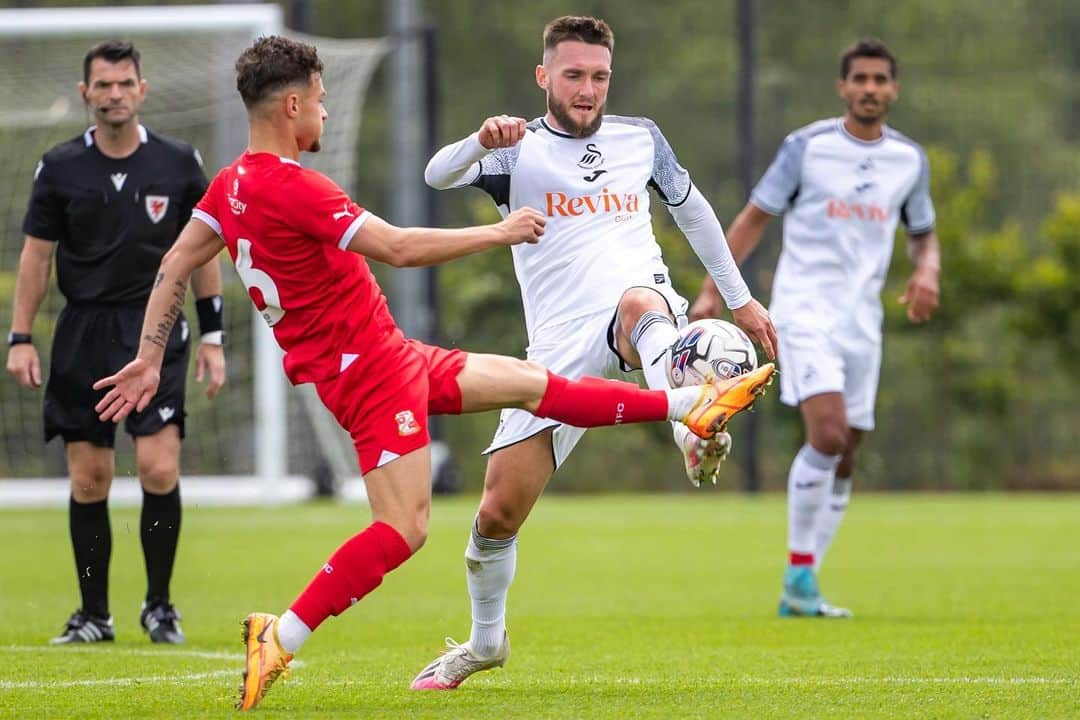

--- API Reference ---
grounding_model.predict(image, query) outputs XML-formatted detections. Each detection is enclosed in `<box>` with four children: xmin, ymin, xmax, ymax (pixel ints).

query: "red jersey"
<box><xmin>193</xmin><ymin>151</ymin><xmax>399</xmax><ymax>384</ymax></box>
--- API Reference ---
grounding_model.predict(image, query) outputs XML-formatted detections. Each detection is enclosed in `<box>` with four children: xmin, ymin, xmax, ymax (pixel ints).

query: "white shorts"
<box><xmin>485</xmin><ymin>286</ymin><xmax>687</xmax><ymax>469</ymax></box>
<box><xmin>776</xmin><ymin>323</ymin><xmax>881</xmax><ymax>431</ymax></box>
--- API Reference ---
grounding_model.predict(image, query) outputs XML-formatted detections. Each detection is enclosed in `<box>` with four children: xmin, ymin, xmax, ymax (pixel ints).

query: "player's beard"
<box><xmin>848</xmin><ymin>96</ymin><xmax>890</xmax><ymax>125</ymax></box>
<box><xmin>547</xmin><ymin>92</ymin><xmax>604</xmax><ymax>138</ymax></box>
<box><xmin>308</xmin><ymin>139</ymin><xmax>321</xmax><ymax>153</ymax></box>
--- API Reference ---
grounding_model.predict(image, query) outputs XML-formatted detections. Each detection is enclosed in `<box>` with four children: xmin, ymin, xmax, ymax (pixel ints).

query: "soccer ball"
<box><xmin>666</xmin><ymin>319</ymin><xmax>758</xmax><ymax>387</ymax></box>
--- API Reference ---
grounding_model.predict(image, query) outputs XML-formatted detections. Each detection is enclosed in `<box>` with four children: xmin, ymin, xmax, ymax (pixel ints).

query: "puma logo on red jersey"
<box><xmin>333</xmin><ymin>202</ymin><xmax>355</xmax><ymax>221</ymax></box>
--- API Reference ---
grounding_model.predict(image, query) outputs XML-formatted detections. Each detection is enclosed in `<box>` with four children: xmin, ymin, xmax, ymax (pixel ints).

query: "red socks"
<box><xmin>534</xmin><ymin>371</ymin><xmax>669</xmax><ymax>427</ymax></box>
<box><xmin>789</xmin><ymin>552</ymin><xmax>814</xmax><ymax>566</ymax></box>
<box><xmin>289</xmin><ymin>521</ymin><xmax>412</xmax><ymax>631</ymax></box>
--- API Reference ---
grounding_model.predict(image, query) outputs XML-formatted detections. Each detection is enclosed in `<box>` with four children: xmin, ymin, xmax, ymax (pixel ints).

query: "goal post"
<box><xmin>0</xmin><ymin>5</ymin><xmax>387</xmax><ymax>505</ymax></box>
<box><xmin>0</xmin><ymin>5</ymin><xmax>283</xmax><ymax>37</ymax></box>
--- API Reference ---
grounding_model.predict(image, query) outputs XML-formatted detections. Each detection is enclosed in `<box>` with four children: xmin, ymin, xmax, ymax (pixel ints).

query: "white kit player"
<box><xmin>691</xmin><ymin>39</ymin><xmax>941</xmax><ymax>617</ymax></box>
<box><xmin>411</xmin><ymin>15</ymin><xmax>777</xmax><ymax>690</ymax></box>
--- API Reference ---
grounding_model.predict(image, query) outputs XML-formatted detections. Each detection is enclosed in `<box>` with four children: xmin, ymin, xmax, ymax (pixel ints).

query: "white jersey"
<box><xmin>430</xmin><ymin>116</ymin><xmax>734</xmax><ymax>339</ymax></box>
<box><xmin>752</xmin><ymin>118</ymin><xmax>935</xmax><ymax>341</ymax></box>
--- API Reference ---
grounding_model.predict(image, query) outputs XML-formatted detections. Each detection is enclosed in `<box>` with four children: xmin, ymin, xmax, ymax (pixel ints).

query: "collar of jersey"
<box><xmin>243</xmin><ymin>150</ymin><xmax>301</xmax><ymax>166</ymax></box>
<box><xmin>835</xmin><ymin>118</ymin><xmax>887</xmax><ymax>146</ymax></box>
<box><xmin>83</xmin><ymin>124</ymin><xmax>148</xmax><ymax>147</ymax></box>
<box><xmin>539</xmin><ymin>118</ymin><xmax>578</xmax><ymax>139</ymax></box>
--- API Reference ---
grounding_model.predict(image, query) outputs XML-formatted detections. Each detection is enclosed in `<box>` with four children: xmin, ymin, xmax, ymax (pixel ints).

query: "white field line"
<box><xmin>322</xmin><ymin>675</ymin><xmax>1078</xmax><ymax>688</ymax></box>
<box><xmin>1</xmin><ymin>669</ymin><xmax>236</xmax><ymax>690</ymax></box>
<box><xmin>572</xmin><ymin>676</ymin><xmax>1078</xmax><ymax>687</ymax></box>
<box><xmin>9</xmin><ymin>673</ymin><xmax>1073</xmax><ymax>691</ymax></box>
<box><xmin>734</xmin><ymin>676</ymin><xmax>1077</xmax><ymax>686</ymax></box>
<box><xmin>4</xmin><ymin>645</ymin><xmax>304</xmax><ymax>691</ymax></box>
<box><xmin>4</xmin><ymin>645</ymin><xmax>1072</xmax><ymax>691</ymax></box>
<box><xmin>5</xmin><ymin>645</ymin><xmax>241</xmax><ymax>661</ymax></box>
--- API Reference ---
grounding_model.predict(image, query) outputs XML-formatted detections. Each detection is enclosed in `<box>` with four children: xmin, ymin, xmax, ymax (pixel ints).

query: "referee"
<box><xmin>5</xmin><ymin>41</ymin><xmax>226</xmax><ymax>644</ymax></box>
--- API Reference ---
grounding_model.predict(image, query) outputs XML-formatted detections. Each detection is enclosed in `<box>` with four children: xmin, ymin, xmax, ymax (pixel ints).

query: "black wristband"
<box><xmin>195</xmin><ymin>295</ymin><xmax>224</xmax><ymax>336</ymax></box>
<box><xmin>7</xmin><ymin>332</ymin><xmax>32</xmax><ymax>347</ymax></box>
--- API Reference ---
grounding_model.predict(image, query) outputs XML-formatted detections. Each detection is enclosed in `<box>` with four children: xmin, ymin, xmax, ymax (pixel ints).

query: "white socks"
<box><xmin>276</xmin><ymin>609</ymin><xmax>312</xmax><ymax>654</ymax></box>
<box><xmin>666</xmin><ymin>386</ymin><xmax>719</xmax><ymax>422</ymax></box>
<box><xmin>814</xmin><ymin>476</ymin><xmax>852</xmax><ymax>571</ymax></box>
<box><xmin>467</xmin><ymin>522</ymin><xmax>517</xmax><ymax>658</ymax></box>
<box><xmin>787</xmin><ymin>444</ymin><xmax>841</xmax><ymax>559</ymax></box>
<box><xmin>629</xmin><ymin>310</ymin><xmax>694</xmax><ymax>447</ymax></box>
<box><xmin>630</xmin><ymin>310</ymin><xmax>680</xmax><ymax>392</ymax></box>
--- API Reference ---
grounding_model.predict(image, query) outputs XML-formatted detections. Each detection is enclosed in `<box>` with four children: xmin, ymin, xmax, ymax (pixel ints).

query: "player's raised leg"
<box><xmin>238</xmin><ymin>447</ymin><xmax>431</xmax><ymax>710</ymax></box>
<box><xmin>780</xmin><ymin>392</ymin><xmax>852</xmax><ymax>618</ymax></box>
<box><xmin>453</xmin><ymin>351</ymin><xmax>772</xmax><ymax>438</ymax></box>
<box><xmin>613</xmin><ymin>287</ymin><xmax>733</xmax><ymax>487</ymax></box>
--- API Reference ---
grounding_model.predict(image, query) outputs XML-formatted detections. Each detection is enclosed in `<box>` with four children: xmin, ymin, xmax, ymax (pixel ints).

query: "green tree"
<box><xmin>1016</xmin><ymin>192</ymin><xmax>1080</xmax><ymax>377</ymax></box>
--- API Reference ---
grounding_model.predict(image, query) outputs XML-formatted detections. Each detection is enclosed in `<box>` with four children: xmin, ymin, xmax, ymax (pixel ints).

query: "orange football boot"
<box><xmin>681</xmin><ymin>363</ymin><xmax>776</xmax><ymax>439</ymax></box>
<box><xmin>237</xmin><ymin>612</ymin><xmax>293</xmax><ymax>711</ymax></box>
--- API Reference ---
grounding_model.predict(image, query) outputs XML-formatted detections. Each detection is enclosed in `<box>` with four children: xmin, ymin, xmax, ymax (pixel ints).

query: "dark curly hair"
<box><xmin>235</xmin><ymin>35</ymin><xmax>324</xmax><ymax>109</ymax></box>
<box><xmin>840</xmin><ymin>38</ymin><xmax>897</xmax><ymax>80</ymax></box>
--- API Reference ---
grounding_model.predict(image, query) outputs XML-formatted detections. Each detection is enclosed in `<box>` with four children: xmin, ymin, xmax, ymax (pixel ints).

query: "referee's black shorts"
<box><xmin>44</xmin><ymin>303</ymin><xmax>190</xmax><ymax>448</ymax></box>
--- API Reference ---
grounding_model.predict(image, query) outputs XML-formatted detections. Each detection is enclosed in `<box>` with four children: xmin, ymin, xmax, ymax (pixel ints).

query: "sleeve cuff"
<box><xmin>338</xmin><ymin>211</ymin><xmax>372</xmax><ymax>250</ymax></box>
<box><xmin>191</xmin><ymin>209</ymin><xmax>222</xmax><ymax>236</ymax></box>
<box><xmin>748</xmin><ymin>194</ymin><xmax>784</xmax><ymax>216</ymax></box>
<box><xmin>720</xmin><ymin>286</ymin><xmax>753</xmax><ymax>311</ymax></box>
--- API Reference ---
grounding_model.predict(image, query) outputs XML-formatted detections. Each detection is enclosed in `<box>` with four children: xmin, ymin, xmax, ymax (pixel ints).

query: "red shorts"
<box><xmin>315</xmin><ymin>338</ymin><xmax>467</xmax><ymax>474</ymax></box>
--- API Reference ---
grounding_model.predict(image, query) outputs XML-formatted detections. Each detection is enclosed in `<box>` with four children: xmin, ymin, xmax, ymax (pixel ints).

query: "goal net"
<box><xmin>0</xmin><ymin>5</ymin><xmax>386</xmax><ymax>504</ymax></box>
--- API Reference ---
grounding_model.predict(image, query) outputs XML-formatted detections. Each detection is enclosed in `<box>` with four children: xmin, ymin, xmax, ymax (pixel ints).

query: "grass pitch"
<box><xmin>1</xmin><ymin>494</ymin><xmax>1077</xmax><ymax>719</ymax></box>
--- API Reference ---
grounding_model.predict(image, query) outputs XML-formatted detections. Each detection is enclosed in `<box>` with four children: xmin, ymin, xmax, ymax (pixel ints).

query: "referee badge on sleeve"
<box><xmin>145</xmin><ymin>195</ymin><xmax>169</xmax><ymax>224</ymax></box>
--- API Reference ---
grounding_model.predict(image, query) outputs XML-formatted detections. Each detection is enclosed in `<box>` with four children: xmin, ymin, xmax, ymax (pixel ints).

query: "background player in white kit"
<box><xmin>691</xmin><ymin>39</ymin><xmax>941</xmax><ymax>617</ymax></box>
<box><xmin>412</xmin><ymin>15</ymin><xmax>776</xmax><ymax>689</ymax></box>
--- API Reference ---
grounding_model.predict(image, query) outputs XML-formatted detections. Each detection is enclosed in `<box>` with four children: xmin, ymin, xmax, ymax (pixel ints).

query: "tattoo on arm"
<box><xmin>145</xmin><ymin>279</ymin><xmax>188</xmax><ymax>348</ymax></box>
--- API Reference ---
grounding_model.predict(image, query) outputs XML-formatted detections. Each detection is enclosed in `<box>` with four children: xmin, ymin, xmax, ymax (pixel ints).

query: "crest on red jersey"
<box><xmin>145</xmin><ymin>195</ymin><xmax>169</xmax><ymax>224</ymax></box>
<box><xmin>395</xmin><ymin>410</ymin><xmax>420</xmax><ymax>436</ymax></box>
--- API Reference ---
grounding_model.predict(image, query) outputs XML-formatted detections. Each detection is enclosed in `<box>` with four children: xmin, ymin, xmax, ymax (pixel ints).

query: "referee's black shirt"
<box><xmin>22</xmin><ymin>124</ymin><xmax>209</xmax><ymax>305</ymax></box>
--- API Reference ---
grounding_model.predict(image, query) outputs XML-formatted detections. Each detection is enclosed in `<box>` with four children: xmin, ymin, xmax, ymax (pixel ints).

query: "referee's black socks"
<box><xmin>141</xmin><ymin>485</ymin><xmax>181</xmax><ymax>606</ymax></box>
<box><xmin>69</xmin><ymin>496</ymin><xmax>111</xmax><ymax>619</ymax></box>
